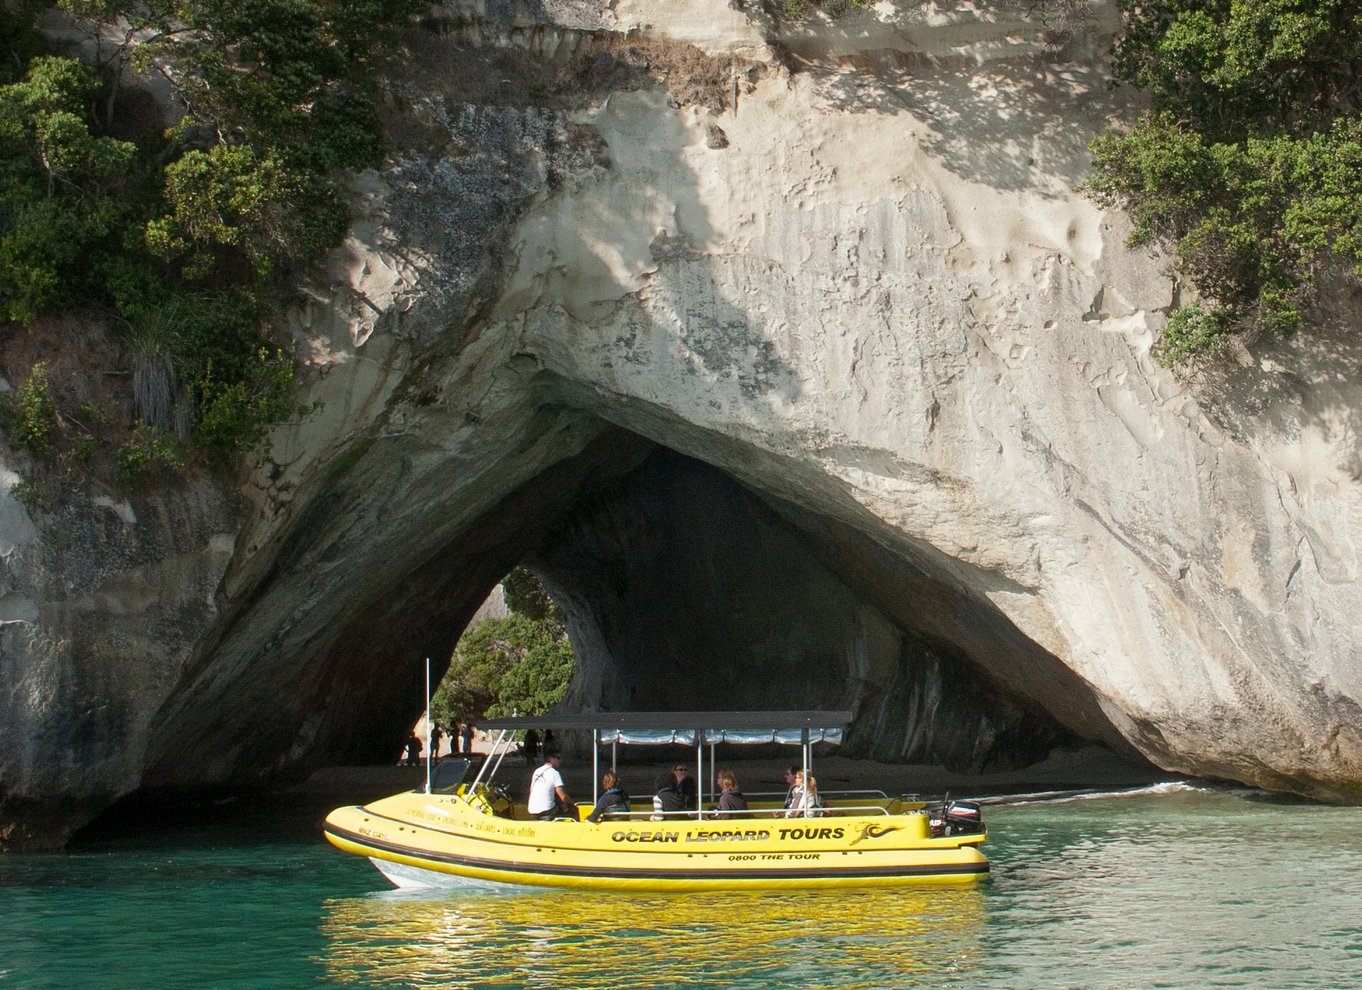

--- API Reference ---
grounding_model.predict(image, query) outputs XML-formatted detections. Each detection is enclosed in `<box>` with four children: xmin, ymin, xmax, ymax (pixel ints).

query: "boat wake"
<box><xmin>978</xmin><ymin>781</ymin><xmax>1211</xmax><ymax>806</ymax></box>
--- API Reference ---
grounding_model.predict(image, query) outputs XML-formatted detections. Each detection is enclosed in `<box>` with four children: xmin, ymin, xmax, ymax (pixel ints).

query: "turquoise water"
<box><xmin>3</xmin><ymin>784</ymin><xmax>1360</xmax><ymax>988</ymax></box>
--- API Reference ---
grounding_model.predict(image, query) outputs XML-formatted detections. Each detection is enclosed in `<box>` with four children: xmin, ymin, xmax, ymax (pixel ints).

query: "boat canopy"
<box><xmin>478</xmin><ymin>710</ymin><xmax>851</xmax><ymax>746</ymax></box>
<box><xmin>473</xmin><ymin>711</ymin><xmax>852</xmax><ymax>809</ymax></box>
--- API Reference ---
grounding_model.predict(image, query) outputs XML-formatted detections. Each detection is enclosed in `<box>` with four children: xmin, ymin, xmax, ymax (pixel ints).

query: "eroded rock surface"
<box><xmin>3</xmin><ymin>0</ymin><xmax>1362</xmax><ymax>848</ymax></box>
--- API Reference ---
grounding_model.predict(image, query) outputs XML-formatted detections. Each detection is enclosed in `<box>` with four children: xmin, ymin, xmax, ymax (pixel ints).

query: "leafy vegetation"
<box><xmin>1085</xmin><ymin>0</ymin><xmax>1362</xmax><ymax>362</ymax></box>
<box><xmin>430</xmin><ymin>569</ymin><xmax>575</xmax><ymax>725</ymax></box>
<box><xmin>501</xmin><ymin>565</ymin><xmax>564</xmax><ymax>623</ymax></box>
<box><xmin>1</xmin><ymin>362</ymin><xmax>59</xmax><ymax>454</ymax></box>
<box><xmin>777</xmin><ymin>0</ymin><xmax>867</xmax><ymax>18</ymax></box>
<box><xmin>0</xmin><ymin>0</ymin><xmax>421</xmax><ymax>478</ymax></box>
<box><xmin>117</xmin><ymin>422</ymin><xmax>185</xmax><ymax>486</ymax></box>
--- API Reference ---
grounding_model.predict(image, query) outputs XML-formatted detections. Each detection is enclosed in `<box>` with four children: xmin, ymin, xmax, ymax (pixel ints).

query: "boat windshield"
<box><xmin>427</xmin><ymin>756</ymin><xmax>481</xmax><ymax>794</ymax></box>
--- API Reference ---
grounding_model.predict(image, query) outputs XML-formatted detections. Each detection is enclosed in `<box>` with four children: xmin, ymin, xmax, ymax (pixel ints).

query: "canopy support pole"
<box><xmin>695</xmin><ymin>729</ymin><xmax>703</xmax><ymax>819</ymax></box>
<box><xmin>470</xmin><ymin>729</ymin><xmax>509</xmax><ymax>790</ymax></box>
<box><xmin>424</xmin><ymin>657</ymin><xmax>432</xmax><ymax>795</ymax></box>
<box><xmin>801</xmin><ymin>727</ymin><xmax>811</xmax><ymax>818</ymax></box>
<box><xmin>708</xmin><ymin>739</ymin><xmax>717</xmax><ymax>808</ymax></box>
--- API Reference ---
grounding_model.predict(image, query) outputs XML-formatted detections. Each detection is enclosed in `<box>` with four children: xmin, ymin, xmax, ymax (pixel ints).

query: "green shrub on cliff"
<box><xmin>117</xmin><ymin>423</ymin><xmax>185</xmax><ymax>487</ymax></box>
<box><xmin>778</xmin><ymin>0</ymin><xmax>867</xmax><ymax>18</ymax></box>
<box><xmin>0</xmin><ymin>55</ymin><xmax>138</xmax><ymax>324</ymax></box>
<box><xmin>502</xmin><ymin>565</ymin><xmax>565</xmax><ymax>624</ymax></box>
<box><xmin>0</xmin><ymin>362</ymin><xmax>59</xmax><ymax>454</ymax></box>
<box><xmin>1086</xmin><ymin>0</ymin><xmax>1362</xmax><ymax>362</ymax></box>
<box><xmin>0</xmin><ymin>1</ymin><xmax>421</xmax><ymax>475</ymax></box>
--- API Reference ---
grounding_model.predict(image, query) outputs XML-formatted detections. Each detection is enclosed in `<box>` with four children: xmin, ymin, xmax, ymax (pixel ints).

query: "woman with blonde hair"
<box><xmin>786</xmin><ymin>770</ymin><xmax>822</xmax><ymax>818</ymax></box>
<box><xmin>712</xmin><ymin>769</ymin><xmax>749</xmax><ymax>818</ymax></box>
<box><xmin>585</xmin><ymin>770</ymin><xmax>630</xmax><ymax>823</ymax></box>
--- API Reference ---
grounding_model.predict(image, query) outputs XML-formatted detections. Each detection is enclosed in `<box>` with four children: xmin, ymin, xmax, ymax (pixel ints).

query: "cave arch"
<box><xmin>138</xmin><ymin>408</ymin><xmax>1141</xmax><ymax>801</ymax></box>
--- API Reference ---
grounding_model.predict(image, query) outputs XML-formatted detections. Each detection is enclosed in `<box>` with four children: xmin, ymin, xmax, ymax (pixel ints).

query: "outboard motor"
<box><xmin>927</xmin><ymin>799</ymin><xmax>985</xmax><ymax>837</ymax></box>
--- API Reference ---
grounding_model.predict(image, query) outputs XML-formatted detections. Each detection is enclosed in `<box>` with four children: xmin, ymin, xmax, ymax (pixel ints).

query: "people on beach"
<box><xmin>403</xmin><ymin>732</ymin><xmax>421</xmax><ymax>767</ymax></box>
<box><xmin>460</xmin><ymin>722</ymin><xmax>474</xmax><ymax>754</ymax></box>
<box><xmin>523</xmin><ymin>728</ymin><xmax>539</xmax><ymax>766</ymax></box>
<box><xmin>430</xmin><ymin>724</ymin><xmax>443</xmax><ymax>758</ymax></box>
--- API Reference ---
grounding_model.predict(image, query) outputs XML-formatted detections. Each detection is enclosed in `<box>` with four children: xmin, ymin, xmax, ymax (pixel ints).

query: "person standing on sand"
<box><xmin>404</xmin><ymin>732</ymin><xmax>421</xmax><ymax>767</ymax></box>
<box><xmin>461</xmin><ymin>721</ymin><xmax>474</xmax><ymax>755</ymax></box>
<box><xmin>430</xmin><ymin>724</ymin><xmax>443</xmax><ymax>758</ymax></box>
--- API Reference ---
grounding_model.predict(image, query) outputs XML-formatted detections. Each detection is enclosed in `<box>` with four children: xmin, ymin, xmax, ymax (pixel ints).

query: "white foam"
<box><xmin>981</xmin><ymin>781</ymin><xmax>1210</xmax><ymax>807</ymax></box>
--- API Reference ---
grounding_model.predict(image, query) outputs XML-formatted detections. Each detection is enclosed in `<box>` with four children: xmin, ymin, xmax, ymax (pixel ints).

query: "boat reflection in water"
<box><xmin>319</xmin><ymin>885</ymin><xmax>986</xmax><ymax>989</ymax></box>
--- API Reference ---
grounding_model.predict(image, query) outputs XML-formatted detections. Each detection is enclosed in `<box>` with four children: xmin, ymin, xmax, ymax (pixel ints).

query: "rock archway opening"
<box><xmin>134</xmin><ymin>415</ymin><xmax>1152</xmax><ymax>814</ymax></box>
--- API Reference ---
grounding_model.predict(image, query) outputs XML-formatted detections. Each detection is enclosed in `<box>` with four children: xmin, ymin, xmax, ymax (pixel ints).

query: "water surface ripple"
<box><xmin>2</xmin><ymin>786</ymin><xmax>1359</xmax><ymax>988</ymax></box>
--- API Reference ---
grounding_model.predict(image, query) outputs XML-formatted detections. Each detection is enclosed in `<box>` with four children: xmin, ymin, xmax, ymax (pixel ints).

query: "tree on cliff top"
<box><xmin>430</xmin><ymin>569</ymin><xmax>575</xmax><ymax>726</ymax></box>
<box><xmin>1085</xmin><ymin>0</ymin><xmax>1362</xmax><ymax>363</ymax></box>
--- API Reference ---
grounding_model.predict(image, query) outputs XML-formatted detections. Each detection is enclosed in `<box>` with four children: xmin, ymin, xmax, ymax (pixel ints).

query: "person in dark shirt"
<box><xmin>673</xmin><ymin>763</ymin><xmax>697</xmax><ymax>809</ymax></box>
<box><xmin>586</xmin><ymin>771</ymin><xmax>630</xmax><ymax>823</ymax></box>
<box><xmin>653</xmin><ymin>771</ymin><xmax>686</xmax><ymax>819</ymax></box>
<box><xmin>712</xmin><ymin>769</ymin><xmax>749</xmax><ymax>818</ymax></box>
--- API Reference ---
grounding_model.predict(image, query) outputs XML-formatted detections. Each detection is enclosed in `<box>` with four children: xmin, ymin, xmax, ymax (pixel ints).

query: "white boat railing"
<box><xmin>744</xmin><ymin>788</ymin><xmax>891</xmax><ymax>801</ymax></box>
<box><xmin>593</xmin><ymin>802</ymin><xmax>904</xmax><ymax>821</ymax></box>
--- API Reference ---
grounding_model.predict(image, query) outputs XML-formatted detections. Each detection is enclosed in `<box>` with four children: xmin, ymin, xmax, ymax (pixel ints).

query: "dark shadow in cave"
<box><xmin>522</xmin><ymin>445</ymin><xmax>1145</xmax><ymax>774</ymax></box>
<box><xmin>128</xmin><ymin>414</ymin><xmax>1156</xmax><ymax>834</ymax></box>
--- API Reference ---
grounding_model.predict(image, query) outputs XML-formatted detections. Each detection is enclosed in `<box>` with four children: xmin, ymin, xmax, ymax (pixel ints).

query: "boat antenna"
<box><xmin>424</xmin><ymin>656</ymin><xmax>432</xmax><ymax>795</ymax></box>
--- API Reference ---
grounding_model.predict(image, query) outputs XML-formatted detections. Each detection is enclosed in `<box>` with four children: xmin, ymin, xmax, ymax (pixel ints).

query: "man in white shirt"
<box><xmin>527</xmin><ymin>751</ymin><xmax>575</xmax><ymax>820</ymax></box>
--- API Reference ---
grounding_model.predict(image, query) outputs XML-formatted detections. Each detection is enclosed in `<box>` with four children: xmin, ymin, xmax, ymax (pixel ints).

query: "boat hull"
<box><xmin>324</xmin><ymin>791</ymin><xmax>988</xmax><ymax>892</ymax></box>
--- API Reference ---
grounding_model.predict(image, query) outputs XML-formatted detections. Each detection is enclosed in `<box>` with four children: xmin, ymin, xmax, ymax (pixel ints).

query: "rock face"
<box><xmin>4</xmin><ymin>0</ymin><xmax>1362</xmax><ymax>848</ymax></box>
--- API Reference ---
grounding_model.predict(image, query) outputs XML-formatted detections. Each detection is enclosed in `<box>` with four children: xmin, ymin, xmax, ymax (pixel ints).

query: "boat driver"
<box><xmin>528</xmin><ymin>750</ymin><xmax>577</xmax><ymax>820</ymax></box>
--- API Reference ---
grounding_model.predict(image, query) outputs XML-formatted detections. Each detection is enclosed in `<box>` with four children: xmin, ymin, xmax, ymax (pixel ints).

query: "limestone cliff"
<box><xmin>3</xmin><ymin>0</ymin><xmax>1361</xmax><ymax>849</ymax></box>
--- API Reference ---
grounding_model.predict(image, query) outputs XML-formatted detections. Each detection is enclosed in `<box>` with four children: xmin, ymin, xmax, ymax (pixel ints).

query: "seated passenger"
<box><xmin>586</xmin><ymin>771</ymin><xmax>631</xmax><ymax>823</ymax></box>
<box><xmin>785</xmin><ymin>771</ymin><xmax>823</xmax><ymax>818</ymax></box>
<box><xmin>653</xmin><ymin>771</ymin><xmax>687</xmax><ymax>819</ymax></box>
<box><xmin>673</xmin><ymin>763</ymin><xmax>697</xmax><ymax>807</ymax></box>
<box><xmin>527</xmin><ymin>750</ymin><xmax>577</xmax><ymax>820</ymax></box>
<box><xmin>782</xmin><ymin>765</ymin><xmax>799</xmax><ymax>812</ymax></box>
<box><xmin>711</xmin><ymin>769</ymin><xmax>749</xmax><ymax>818</ymax></box>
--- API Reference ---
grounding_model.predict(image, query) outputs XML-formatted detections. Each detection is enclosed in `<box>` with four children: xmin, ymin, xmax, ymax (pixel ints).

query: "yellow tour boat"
<box><xmin>323</xmin><ymin>711</ymin><xmax>988</xmax><ymax>891</ymax></box>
